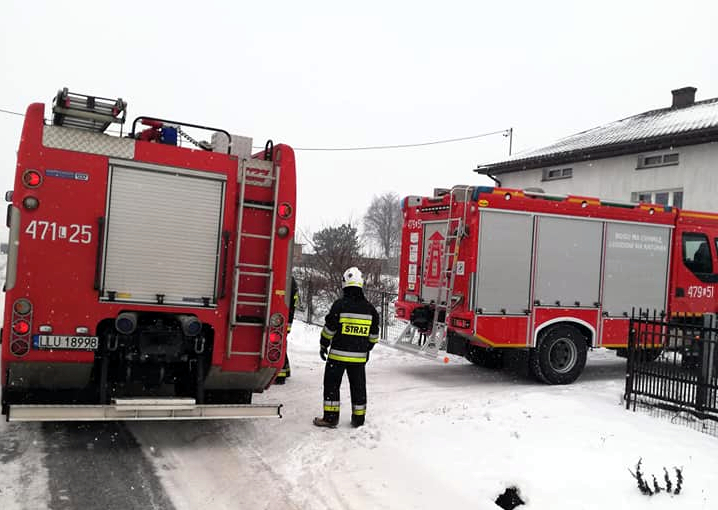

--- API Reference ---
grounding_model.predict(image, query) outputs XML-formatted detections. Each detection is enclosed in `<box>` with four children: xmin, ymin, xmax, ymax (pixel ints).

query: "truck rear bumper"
<box><xmin>7</xmin><ymin>398</ymin><xmax>282</xmax><ymax>422</ymax></box>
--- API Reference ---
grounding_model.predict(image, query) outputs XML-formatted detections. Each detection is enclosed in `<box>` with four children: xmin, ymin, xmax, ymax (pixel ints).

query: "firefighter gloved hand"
<box><xmin>320</xmin><ymin>346</ymin><xmax>328</xmax><ymax>361</ymax></box>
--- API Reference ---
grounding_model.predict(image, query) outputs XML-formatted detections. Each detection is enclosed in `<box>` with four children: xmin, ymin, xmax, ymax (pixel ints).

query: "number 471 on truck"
<box><xmin>392</xmin><ymin>185</ymin><xmax>718</xmax><ymax>384</ymax></box>
<box><xmin>2</xmin><ymin>89</ymin><xmax>296</xmax><ymax>420</ymax></box>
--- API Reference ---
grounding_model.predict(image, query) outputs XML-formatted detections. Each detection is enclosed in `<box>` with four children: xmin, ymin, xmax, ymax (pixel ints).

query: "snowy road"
<box><xmin>2</xmin><ymin>320</ymin><xmax>718</xmax><ymax>509</ymax></box>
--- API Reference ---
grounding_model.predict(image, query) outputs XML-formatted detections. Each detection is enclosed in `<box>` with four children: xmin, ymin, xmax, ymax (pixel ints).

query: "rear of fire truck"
<box><xmin>1</xmin><ymin>89</ymin><xmax>296</xmax><ymax>421</ymax></box>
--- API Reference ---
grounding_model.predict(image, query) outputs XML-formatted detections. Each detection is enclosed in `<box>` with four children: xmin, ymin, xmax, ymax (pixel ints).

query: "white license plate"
<box><xmin>36</xmin><ymin>335</ymin><xmax>99</xmax><ymax>350</ymax></box>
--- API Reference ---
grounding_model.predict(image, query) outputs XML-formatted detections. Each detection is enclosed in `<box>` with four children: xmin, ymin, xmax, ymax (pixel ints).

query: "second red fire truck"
<box><xmin>393</xmin><ymin>185</ymin><xmax>718</xmax><ymax>384</ymax></box>
<box><xmin>2</xmin><ymin>89</ymin><xmax>296</xmax><ymax>420</ymax></box>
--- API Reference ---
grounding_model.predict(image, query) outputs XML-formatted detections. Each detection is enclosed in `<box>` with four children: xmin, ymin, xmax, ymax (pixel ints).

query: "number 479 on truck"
<box><xmin>393</xmin><ymin>185</ymin><xmax>718</xmax><ymax>384</ymax></box>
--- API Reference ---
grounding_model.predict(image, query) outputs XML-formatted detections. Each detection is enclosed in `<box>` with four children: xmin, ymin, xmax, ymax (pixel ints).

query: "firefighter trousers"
<box><xmin>322</xmin><ymin>360</ymin><xmax>366</xmax><ymax>425</ymax></box>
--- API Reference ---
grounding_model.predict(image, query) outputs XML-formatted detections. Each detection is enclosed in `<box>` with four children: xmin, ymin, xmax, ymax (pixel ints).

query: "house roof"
<box><xmin>477</xmin><ymin>95</ymin><xmax>718</xmax><ymax>175</ymax></box>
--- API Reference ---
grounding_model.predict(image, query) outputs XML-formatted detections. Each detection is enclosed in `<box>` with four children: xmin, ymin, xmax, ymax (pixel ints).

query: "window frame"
<box><xmin>636</xmin><ymin>152</ymin><xmax>680</xmax><ymax>170</ymax></box>
<box><xmin>542</xmin><ymin>167</ymin><xmax>573</xmax><ymax>181</ymax></box>
<box><xmin>631</xmin><ymin>189</ymin><xmax>684</xmax><ymax>208</ymax></box>
<box><xmin>681</xmin><ymin>232</ymin><xmax>718</xmax><ymax>283</ymax></box>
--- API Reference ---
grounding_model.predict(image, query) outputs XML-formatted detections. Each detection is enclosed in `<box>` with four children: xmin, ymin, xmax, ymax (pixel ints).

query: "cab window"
<box><xmin>682</xmin><ymin>232</ymin><xmax>713</xmax><ymax>276</ymax></box>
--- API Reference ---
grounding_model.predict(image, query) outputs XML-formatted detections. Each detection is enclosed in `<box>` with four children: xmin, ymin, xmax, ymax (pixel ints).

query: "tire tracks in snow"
<box><xmin>41</xmin><ymin>422</ymin><xmax>175</xmax><ymax>510</ymax></box>
<box><xmin>128</xmin><ymin>420</ymin><xmax>308</xmax><ymax>510</ymax></box>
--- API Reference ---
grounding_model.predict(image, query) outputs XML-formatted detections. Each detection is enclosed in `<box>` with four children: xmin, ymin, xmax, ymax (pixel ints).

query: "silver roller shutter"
<box><xmin>102</xmin><ymin>162</ymin><xmax>226</xmax><ymax>306</ymax></box>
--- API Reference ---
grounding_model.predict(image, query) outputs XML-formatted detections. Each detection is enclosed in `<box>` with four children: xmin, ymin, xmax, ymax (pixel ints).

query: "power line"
<box><xmin>0</xmin><ymin>108</ymin><xmax>24</xmax><ymax>117</ymax></box>
<box><xmin>0</xmin><ymin>107</ymin><xmax>509</xmax><ymax>152</ymax></box>
<box><xmin>289</xmin><ymin>130</ymin><xmax>510</xmax><ymax>152</ymax></box>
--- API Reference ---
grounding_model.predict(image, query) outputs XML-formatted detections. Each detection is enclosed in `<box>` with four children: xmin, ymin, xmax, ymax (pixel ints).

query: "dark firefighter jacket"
<box><xmin>320</xmin><ymin>287</ymin><xmax>380</xmax><ymax>363</ymax></box>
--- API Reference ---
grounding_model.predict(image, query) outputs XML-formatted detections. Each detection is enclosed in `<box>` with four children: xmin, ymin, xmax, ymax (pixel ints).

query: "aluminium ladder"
<box><xmin>227</xmin><ymin>156</ymin><xmax>281</xmax><ymax>359</ymax></box>
<box><xmin>391</xmin><ymin>186</ymin><xmax>471</xmax><ymax>358</ymax></box>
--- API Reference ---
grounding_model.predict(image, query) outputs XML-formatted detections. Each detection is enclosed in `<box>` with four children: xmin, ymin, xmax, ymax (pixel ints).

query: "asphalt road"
<box><xmin>0</xmin><ymin>417</ymin><xmax>175</xmax><ymax>510</ymax></box>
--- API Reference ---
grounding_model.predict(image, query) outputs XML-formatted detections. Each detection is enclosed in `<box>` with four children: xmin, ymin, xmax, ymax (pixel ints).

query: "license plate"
<box><xmin>35</xmin><ymin>335</ymin><xmax>99</xmax><ymax>350</ymax></box>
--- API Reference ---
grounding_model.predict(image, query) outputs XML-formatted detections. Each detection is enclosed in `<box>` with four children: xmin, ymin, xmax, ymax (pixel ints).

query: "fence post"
<box><xmin>697</xmin><ymin>313</ymin><xmax>717</xmax><ymax>411</ymax></box>
<box><xmin>625</xmin><ymin>317</ymin><xmax>636</xmax><ymax>410</ymax></box>
<box><xmin>381</xmin><ymin>292</ymin><xmax>388</xmax><ymax>340</ymax></box>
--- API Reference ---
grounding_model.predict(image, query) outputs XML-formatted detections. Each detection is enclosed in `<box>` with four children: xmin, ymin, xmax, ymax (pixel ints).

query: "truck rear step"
<box><xmin>7</xmin><ymin>398</ymin><xmax>282</xmax><ymax>422</ymax></box>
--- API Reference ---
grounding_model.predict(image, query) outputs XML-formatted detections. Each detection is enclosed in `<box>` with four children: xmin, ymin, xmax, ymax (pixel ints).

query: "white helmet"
<box><xmin>342</xmin><ymin>267</ymin><xmax>364</xmax><ymax>288</ymax></box>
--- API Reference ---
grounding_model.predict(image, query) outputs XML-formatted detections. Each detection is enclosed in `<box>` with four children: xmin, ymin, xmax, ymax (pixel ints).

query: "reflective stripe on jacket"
<box><xmin>319</xmin><ymin>288</ymin><xmax>380</xmax><ymax>361</ymax></box>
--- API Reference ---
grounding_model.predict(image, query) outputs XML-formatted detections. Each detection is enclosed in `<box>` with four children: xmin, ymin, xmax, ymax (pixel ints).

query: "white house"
<box><xmin>476</xmin><ymin>87</ymin><xmax>718</xmax><ymax>211</ymax></box>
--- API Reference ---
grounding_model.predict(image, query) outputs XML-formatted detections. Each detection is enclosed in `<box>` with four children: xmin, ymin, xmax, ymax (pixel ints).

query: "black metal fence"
<box><xmin>625</xmin><ymin>310</ymin><xmax>718</xmax><ymax>422</ymax></box>
<box><xmin>293</xmin><ymin>284</ymin><xmax>404</xmax><ymax>343</ymax></box>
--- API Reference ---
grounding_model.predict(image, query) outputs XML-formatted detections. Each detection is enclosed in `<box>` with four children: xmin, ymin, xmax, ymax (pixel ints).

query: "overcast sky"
<box><xmin>1</xmin><ymin>0</ymin><xmax>717</xmax><ymax>248</ymax></box>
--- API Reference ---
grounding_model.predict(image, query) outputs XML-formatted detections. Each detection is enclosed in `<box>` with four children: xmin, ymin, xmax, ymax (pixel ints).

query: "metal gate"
<box><xmin>625</xmin><ymin>310</ymin><xmax>718</xmax><ymax>421</ymax></box>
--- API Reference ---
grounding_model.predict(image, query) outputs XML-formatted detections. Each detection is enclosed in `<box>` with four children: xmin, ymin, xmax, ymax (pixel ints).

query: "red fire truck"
<box><xmin>1</xmin><ymin>89</ymin><xmax>296</xmax><ymax>420</ymax></box>
<box><xmin>393</xmin><ymin>185</ymin><xmax>718</xmax><ymax>384</ymax></box>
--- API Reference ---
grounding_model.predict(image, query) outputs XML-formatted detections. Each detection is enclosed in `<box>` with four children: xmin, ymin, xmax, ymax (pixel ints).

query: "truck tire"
<box><xmin>529</xmin><ymin>324</ymin><xmax>587</xmax><ymax>384</ymax></box>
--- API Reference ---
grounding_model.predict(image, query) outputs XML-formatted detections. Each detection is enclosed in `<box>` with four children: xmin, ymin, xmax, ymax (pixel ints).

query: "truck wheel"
<box><xmin>530</xmin><ymin>325</ymin><xmax>587</xmax><ymax>384</ymax></box>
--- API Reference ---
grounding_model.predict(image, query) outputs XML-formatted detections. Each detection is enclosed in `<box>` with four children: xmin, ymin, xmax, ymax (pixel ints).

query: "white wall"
<box><xmin>498</xmin><ymin>141</ymin><xmax>718</xmax><ymax>212</ymax></box>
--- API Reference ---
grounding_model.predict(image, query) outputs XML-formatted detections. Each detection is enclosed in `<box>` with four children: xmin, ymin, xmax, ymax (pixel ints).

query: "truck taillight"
<box><xmin>278</xmin><ymin>203</ymin><xmax>293</xmax><ymax>219</ymax></box>
<box><xmin>22</xmin><ymin>170</ymin><xmax>42</xmax><ymax>188</ymax></box>
<box><xmin>269</xmin><ymin>313</ymin><xmax>285</xmax><ymax>328</ymax></box>
<box><xmin>266</xmin><ymin>328</ymin><xmax>283</xmax><ymax>362</ymax></box>
<box><xmin>12</xmin><ymin>320</ymin><xmax>30</xmax><ymax>335</ymax></box>
<box><xmin>10</xmin><ymin>299</ymin><xmax>32</xmax><ymax>357</ymax></box>
<box><xmin>451</xmin><ymin>318</ymin><xmax>472</xmax><ymax>329</ymax></box>
<box><xmin>22</xmin><ymin>196</ymin><xmax>39</xmax><ymax>210</ymax></box>
<box><xmin>13</xmin><ymin>299</ymin><xmax>31</xmax><ymax>315</ymax></box>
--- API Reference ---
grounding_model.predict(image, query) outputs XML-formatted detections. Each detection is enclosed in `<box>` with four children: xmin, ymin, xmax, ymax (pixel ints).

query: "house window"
<box><xmin>631</xmin><ymin>189</ymin><xmax>684</xmax><ymax>208</ymax></box>
<box><xmin>636</xmin><ymin>152</ymin><xmax>679</xmax><ymax>169</ymax></box>
<box><xmin>542</xmin><ymin>167</ymin><xmax>572</xmax><ymax>181</ymax></box>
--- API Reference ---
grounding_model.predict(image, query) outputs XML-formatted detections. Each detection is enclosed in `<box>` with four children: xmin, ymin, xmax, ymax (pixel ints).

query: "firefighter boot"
<box><xmin>351</xmin><ymin>415</ymin><xmax>365</xmax><ymax>428</ymax></box>
<box><xmin>313</xmin><ymin>417</ymin><xmax>338</xmax><ymax>428</ymax></box>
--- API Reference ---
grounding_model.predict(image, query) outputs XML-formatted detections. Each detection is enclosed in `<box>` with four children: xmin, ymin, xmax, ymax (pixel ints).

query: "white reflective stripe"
<box><xmin>329</xmin><ymin>349</ymin><xmax>367</xmax><ymax>358</ymax></box>
<box><xmin>322</xmin><ymin>326</ymin><xmax>336</xmax><ymax>335</ymax></box>
<box><xmin>352</xmin><ymin>404</ymin><xmax>366</xmax><ymax>411</ymax></box>
<box><xmin>324</xmin><ymin>400</ymin><xmax>341</xmax><ymax>406</ymax></box>
<box><xmin>339</xmin><ymin>313</ymin><xmax>373</xmax><ymax>321</ymax></box>
<box><xmin>369</xmin><ymin>333</ymin><xmax>379</xmax><ymax>339</ymax></box>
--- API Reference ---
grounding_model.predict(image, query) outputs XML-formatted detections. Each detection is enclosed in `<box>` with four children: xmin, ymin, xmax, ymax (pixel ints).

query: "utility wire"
<box><xmin>0</xmin><ymin>108</ymin><xmax>24</xmax><ymax>117</ymax></box>
<box><xmin>289</xmin><ymin>129</ymin><xmax>510</xmax><ymax>152</ymax></box>
<box><xmin>0</xmin><ymin>107</ymin><xmax>509</xmax><ymax>152</ymax></box>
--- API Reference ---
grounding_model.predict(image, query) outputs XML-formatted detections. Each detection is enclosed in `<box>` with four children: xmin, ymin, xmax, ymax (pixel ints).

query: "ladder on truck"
<box><xmin>227</xmin><ymin>147</ymin><xmax>281</xmax><ymax>359</ymax></box>
<box><xmin>51</xmin><ymin>87</ymin><xmax>127</xmax><ymax>134</ymax></box>
<box><xmin>392</xmin><ymin>186</ymin><xmax>471</xmax><ymax>358</ymax></box>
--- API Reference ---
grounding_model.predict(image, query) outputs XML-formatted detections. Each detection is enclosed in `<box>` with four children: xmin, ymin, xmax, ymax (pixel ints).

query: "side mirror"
<box><xmin>5</xmin><ymin>190</ymin><xmax>13</xmax><ymax>202</ymax></box>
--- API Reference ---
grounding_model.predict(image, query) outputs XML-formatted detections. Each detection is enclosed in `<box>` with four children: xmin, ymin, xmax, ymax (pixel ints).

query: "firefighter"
<box><xmin>313</xmin><ymin>267</ymin><xmax>380</xmax><ymax>428</ymax></box>
<box><xmin>275</xmin><ymin>277</ymin><xmax>299</xmax><ymax>384</ymax></box>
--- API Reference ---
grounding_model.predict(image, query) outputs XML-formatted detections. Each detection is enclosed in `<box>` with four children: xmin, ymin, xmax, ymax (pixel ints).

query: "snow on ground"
<box><xmin>132</xmin><ymin>321</ymin><xmax>718</xmax><ymax>510</ymax></box>
<box><xmin>0</xmin><ymin>422</ymin><xmax>49</xmax><ymax>510</ymax></box>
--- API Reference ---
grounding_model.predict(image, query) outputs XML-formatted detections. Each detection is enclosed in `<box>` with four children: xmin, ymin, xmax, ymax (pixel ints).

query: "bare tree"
<box><xmin>363</xmin><ymin>192</ymin><xmax>402</xmax><ymax>259</ymax></box>
<box><xmin>296</xmin><ymin>223</ymin><xmax>396</xmax><ymax>320</ymax></box>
